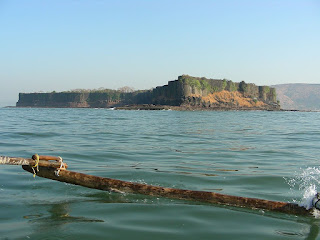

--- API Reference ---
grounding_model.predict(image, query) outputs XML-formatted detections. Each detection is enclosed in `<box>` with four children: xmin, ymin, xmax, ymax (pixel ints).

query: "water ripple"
<box><xmin>1</xmin><ymin>109</ymin><xmax>320</xmax><ymax>239</ymax></box>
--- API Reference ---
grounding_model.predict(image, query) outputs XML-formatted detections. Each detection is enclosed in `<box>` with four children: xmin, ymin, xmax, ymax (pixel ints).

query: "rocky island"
<box><xmin>16</xmin><ymin>75</ymin><xmax>280</xmax><ymax>110</ymax></box>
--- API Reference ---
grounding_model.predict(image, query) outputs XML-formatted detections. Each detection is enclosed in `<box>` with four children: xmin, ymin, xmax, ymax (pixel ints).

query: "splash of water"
<box><xmin>286</xmin><ymin>167</ymin><xmax>320</xmax><ymax>216</ymax></box>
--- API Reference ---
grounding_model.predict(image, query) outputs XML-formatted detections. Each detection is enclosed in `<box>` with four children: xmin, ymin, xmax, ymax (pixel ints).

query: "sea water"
<box><xmin>1</xmin><ymin>108</ymin><xmax>320</xmax><ymax>239</ymax></box>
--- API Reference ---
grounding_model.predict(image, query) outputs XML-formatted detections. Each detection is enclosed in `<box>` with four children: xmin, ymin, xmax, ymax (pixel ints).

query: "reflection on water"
<box><xmin>27</xmin><ymin>201</ymin><xmax>103</xmax><ymax>224</ymax></box>
<box><xmin>23</xmin><ymin>202</ymin><xmax>103</xmax><ymax>224</ymax></box>
<box><xmin>49</xmin><ymin>202</ymin><xmax>103</xmax><ymax>223</ymax></box>
<box><xmin>23</xmin><ymin>201</ymin><xmax>103</xmax><ymax>239</ymax></box>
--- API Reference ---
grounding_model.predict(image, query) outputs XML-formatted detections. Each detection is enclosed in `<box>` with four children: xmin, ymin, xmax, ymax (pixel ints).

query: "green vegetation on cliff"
<box><xmin>179</xmin><ymin>75</ymin><xmax>207</xmax><ymax>91</ymax></box>
<box><xmin>178</xmin><ymin>75</ymin><xmax>245</xmax><ymax>93</ymax></box>
<box><xmin>178</xmin><ymin>75</ymin><xmax>225</xmax><ymax>93</ymax></box>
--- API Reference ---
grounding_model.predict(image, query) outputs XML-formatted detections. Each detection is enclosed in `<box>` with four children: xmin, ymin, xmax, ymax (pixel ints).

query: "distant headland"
<box><xmin>16</xmin><ymin>75</ymin><xmax>280</xmax><ymax>110</ymax></box>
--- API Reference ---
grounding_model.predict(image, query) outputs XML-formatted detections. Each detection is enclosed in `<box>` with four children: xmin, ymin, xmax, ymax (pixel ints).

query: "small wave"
<box><xmin>16</xmin><ymin>131</ymin><xmax>61</xmax><ymax>138</ymax></box>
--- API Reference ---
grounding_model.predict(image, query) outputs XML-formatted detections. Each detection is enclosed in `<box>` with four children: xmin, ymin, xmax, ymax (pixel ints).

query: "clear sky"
<box><xmin>0</xmin><ymin>0</ymin><xmax>319</xmax><ymax>106</ymax></box>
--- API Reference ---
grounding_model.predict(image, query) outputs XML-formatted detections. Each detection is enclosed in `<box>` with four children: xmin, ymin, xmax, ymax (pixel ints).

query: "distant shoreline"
<box><xmin>8</xmin><ymin>104</ymin><xmax>319</xmax><ymax>112</ymax></box>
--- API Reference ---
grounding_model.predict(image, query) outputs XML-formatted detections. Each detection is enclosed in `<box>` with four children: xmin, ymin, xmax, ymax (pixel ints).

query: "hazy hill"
<box><xmin>273</xmin><ymin>84</ymin><xmax>320</xmax><ymax>110</ymax></box>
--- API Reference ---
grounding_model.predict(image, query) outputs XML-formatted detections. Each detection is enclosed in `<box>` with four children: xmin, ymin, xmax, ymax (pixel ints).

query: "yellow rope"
<box><xmin>33</xmin><ymin>154</ymin><xmax>39</xmax><ymax>168</ymax></box>
<box><xmin>32</xmin><ymin>154</ymin><xmax>40</xmax><ymax>178</ymax></box>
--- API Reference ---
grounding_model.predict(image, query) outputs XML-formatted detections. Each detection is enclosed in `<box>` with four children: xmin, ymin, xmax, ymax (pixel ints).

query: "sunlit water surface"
<box><xmin>1</xmin><ymin>108</ymin><xmax>320</xmax><ymax>239</ymax></box>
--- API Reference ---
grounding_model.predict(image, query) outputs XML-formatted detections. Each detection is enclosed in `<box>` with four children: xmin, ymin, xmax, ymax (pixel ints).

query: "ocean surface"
<box><xmin>1</xmin><ymin>108</ymin><xmax>320</xmax><ymax>240</ymax></box>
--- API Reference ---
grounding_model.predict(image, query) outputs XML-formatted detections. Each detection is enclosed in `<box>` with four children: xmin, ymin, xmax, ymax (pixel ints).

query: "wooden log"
<box><xmin>22</xmin><ymin>165</ymin><xmax>312</xmax><ymax>216</ymax></box>
<box><xmin>32</xmin><ymin>155</ymin><xmax>62</xmax><ymax>161</ymax></box>
<box><xmin>0</xmin><ymin>156</ymin><xmax>68</xmax><ymax>169</ymax></box>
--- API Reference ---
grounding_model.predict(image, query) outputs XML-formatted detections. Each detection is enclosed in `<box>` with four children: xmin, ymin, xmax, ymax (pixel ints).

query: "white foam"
<box><xmin>311</xmin><ymin>209</ymin><xmax>320</xmax><ymax>218</ymax></box>
<box><xmin>299</xmin><ymin>184</ymin><xmax>317</xmax><ymax>210</ymax></box>
<box><xmin>286</xmin><ymin>167</ymin><xmax>320</xmax><ymax>216</ymax></box>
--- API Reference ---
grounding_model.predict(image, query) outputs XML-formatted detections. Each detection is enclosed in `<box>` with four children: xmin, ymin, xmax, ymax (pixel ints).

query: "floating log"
<box><xmin>22</xmin><ymin>165</ymin><xmax>312</xmax><ymax>216</ymax></box>
<box><xmin>32</xmin><ymin>155</ymin><xmax>62</xmax><ymax>161</ymax></box>
<box><xmin>0</xmin><ymin>156</ymin><xmax>68</xmax><ymax>169</ymax></box>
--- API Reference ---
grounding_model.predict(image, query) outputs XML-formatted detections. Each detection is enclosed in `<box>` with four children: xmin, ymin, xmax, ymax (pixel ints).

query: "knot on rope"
<box><xmin>54</xmin><ymin>156</ymin><xmax>66</xmax><ymax>176</ymax></box>
<box><xmin>32</xmin><ymin>154</ymin><xmax>40</xmax><ymax>178</ymax></box>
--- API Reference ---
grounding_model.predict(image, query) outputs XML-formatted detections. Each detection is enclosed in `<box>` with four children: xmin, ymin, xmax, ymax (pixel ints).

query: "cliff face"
<box><xmin>151</xmin><ymin>75</ymin><xmax>279</xmax><ymax>110</ymax></box>
<box><xmin>16</xmin><ymin>75</ymin><xmax>279</xmax><ymax>110</ymax></box>
<box><xmin>17</xmin><ymin>92</ymin><xmax>90</xmax><ymax>108</ymax></box>
<box><xmin>17</xmin><ymin>91</ymin><xmax>153</xmax><ymax>108</ymax></box>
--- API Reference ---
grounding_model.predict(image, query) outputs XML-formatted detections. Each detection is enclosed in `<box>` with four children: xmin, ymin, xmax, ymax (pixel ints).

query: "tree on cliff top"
<box><xmin>239</xmin><ymin>81</ymin><xmax>247</xmax><ymax>93</ymax></box>
<box><xmin>118</xmin><ymin>86</ymin><xmax>135</xmax><ymax>93</ymax></box>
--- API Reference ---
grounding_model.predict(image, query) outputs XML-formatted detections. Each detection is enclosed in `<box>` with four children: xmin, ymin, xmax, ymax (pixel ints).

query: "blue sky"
<box><xmin>0</xmin><ymin>0</ymin><xmax>319</xmax><ymax>105</ymax></box>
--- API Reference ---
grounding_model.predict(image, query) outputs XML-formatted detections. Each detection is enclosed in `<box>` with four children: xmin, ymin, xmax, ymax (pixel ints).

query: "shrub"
<box><xmin>212</xmin><ymin>86</ymin><xmax>220</xmax><ymax>92</ymax></box>
<box><xmin>200</xmin><ymin>79</ymin><xmax>211</xmax><ymax>91</ymax></box>
<box><xmin>229</xmin><ymin>82</ymin><xmax>237</xmax><ymax>92</ymax></box>
<box><xmin>222</xmin><ymin>79</ymin><xmax>227</xmax><ymax>90</ymax></box>
<box><xmin>239</xmin><ymin>81</ymin><xmax>247</xmax><ymax>92</ymax></box>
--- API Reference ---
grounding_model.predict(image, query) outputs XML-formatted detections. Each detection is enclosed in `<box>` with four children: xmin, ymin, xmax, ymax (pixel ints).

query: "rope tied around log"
<box><xmin>31</xmin><ymin>154</ymin><xmax>40</xmax><ymax>177</ymax></box>
<box><xmin>30</xmin><ymin>154</ymin><xmax>67</xmax><ymax>177</ymax></box>
<box><xmin>54</xmin><ymin>156</ymin><xmax>66</xmax><ymax>176</ymax></box>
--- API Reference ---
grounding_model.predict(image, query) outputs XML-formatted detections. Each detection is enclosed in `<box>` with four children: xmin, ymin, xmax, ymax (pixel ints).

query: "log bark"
<box><xmin>0</xmin><ymin>156</ymin><xmax>67</xmax><ymax>169</ymax></box>
<box><xmin>22</xmin><ymin>165</ymin><xmax>311</xmax><ymax>216</ymax></box>
<box><xmin>32</xmin><ymin>155</ymin><xmax>62</xmax><ymax>161</ymax></box>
